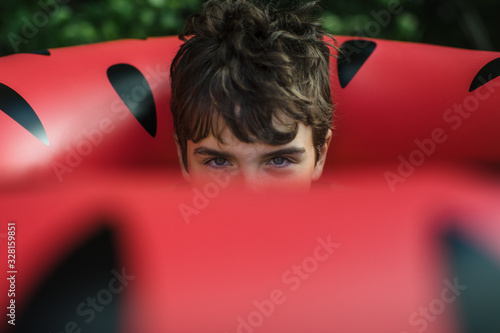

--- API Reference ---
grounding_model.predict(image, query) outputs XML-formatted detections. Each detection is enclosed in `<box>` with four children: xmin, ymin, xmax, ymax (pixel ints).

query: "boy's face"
<box><xmin>177</xmin><ymin>122</ymin><xmax>331</xmax><ymax>191</ymax></box>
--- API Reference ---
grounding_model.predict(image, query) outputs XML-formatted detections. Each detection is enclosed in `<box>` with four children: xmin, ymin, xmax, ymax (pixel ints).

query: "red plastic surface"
<box><xmin>1</xmin><ymin>36</ymin><xmax>500</xmax><ymax>333</ymax></box>
<box><xmin>1</xmin><ymin>36</ymin><xmax>500</xmax><ymax>186</ymax></box>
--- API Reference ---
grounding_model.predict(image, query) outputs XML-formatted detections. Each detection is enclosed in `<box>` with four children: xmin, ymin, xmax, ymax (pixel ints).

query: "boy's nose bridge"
<box><xmin>230</xmin><ymin>166</ymin><xmax>266</xmax><ymax>189</ymax></box>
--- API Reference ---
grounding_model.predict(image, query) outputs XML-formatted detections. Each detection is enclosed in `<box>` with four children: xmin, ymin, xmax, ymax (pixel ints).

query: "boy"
<box><xmin>170</xmin><ymin>0</ymin><xmax>335</xmax><ymax>191</ymax></box>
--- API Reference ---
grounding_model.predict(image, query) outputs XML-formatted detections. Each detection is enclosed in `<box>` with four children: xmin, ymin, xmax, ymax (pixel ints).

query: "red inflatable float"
<box><xmin>1</xmin><ymin>36</ymin><xmax>500</xmax><ymax>333</ymax></box>
<box><xmin>1</xmin><ymin>36</ymin><xmax>500</xmax><ymax>185</ymax></box>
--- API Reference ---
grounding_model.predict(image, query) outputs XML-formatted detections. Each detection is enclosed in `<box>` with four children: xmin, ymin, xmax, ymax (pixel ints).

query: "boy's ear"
<box><xmin>312</xmin><ymin>129</ymin><xmax>332</xmax><ymax>181</ymax></box>
<box><xmin>174</xmin><ymin>134</ymin><xmax>190</xmax><ymax>182</ymax></box>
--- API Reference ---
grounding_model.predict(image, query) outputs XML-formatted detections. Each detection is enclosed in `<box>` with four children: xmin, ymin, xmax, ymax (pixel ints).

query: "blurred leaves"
<box><xmin>0</xmin><ymin>0</ymin><xmax>498</xmax><ymax>56</ymax></box>
<box><xmin>0</xmin><ymin>0</ymin><xmax>201</xmax><ymax>55</ymax></box>
<box><xmin>321</xmin><ymin>0</ymin><xmax>498</xmax><ymax>51</ymax></box>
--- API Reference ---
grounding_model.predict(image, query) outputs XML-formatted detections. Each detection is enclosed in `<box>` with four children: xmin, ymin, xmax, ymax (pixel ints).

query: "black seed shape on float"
<box><xmin>443</xmin><ymin>227</ymin><xmax>500</xmax><ymax>333</ymax></box>
<box><xmin>469</xmin><ymin>58</ymin><xmax>500</xmax><ymax>92</ymax></box>
<box><xmin>107</xmin><ymin>63</ymin><xmax>157</xmax><ymax>137</ymax></box>
<box><xmin>0</xmin><ymin>83</ymin><xmax>49</xmax><ymax>145</ymax></box>
<box><xmin>26</xmin><ymin>49</ymin><xmax>51</xmax><ymax>56</ymax></box>
<box><xmin>7</xmin><ymin>225</ymin><xmax>121</xmax><ymax>333</ymax></box>
<box><xmin>337</xmin><ymin>40</ymin><xmax>377</xmax><ymax>89</ymax></box>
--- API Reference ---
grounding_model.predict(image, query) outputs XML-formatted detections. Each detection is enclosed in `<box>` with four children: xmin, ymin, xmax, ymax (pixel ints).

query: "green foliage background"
<box><xmin>1</xmin><ymin>0</ymin><xmax>498</xmax><ymax>56</ymax></box>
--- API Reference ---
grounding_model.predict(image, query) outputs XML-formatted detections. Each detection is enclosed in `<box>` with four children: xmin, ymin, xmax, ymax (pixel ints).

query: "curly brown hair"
<box><xmin>170</xmin><ymin>0</ymin><xmax>335</xmax><ymax>170</ymax></box>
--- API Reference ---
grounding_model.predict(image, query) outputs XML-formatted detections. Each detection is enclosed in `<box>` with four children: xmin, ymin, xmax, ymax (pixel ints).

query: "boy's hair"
<box><xmin>170</xmin><ymin>0</ymin><xmax>335</xmax><ymax>170</ymax></box>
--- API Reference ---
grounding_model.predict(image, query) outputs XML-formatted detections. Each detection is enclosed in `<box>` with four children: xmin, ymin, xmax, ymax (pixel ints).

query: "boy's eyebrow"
<box><xmin>193</xmin><ymin>146</ymin><xmax>306</xmax><ymax>159</ymax></box>
<box><xmin>261</xmin><ymin>147</ymin><xmax>306</xmax><ymax>159</ymax></box>
<box><xmin>193</xmin><ymin>146</ymin><xmax>234</xmax><ymax>158</ymax></box>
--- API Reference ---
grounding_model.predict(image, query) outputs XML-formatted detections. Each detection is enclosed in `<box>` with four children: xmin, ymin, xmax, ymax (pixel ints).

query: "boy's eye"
<box><xmin>205</xmin><ymin>158</ymin><xmax>230</xmax><ymax>168</ymax></box>
<box><xmin>267</xmin><ymin>156</ymin><xmax>292</xmax><ymax>167</ymax></box>
<box><xmin>271</xmin><ymin>157</ymin><xmax>285</xmax><ymax>165</ymax></box>
<box><xmin>213</xmin><ymin>158</ymin><xmax>227</xmax><ymax>166</ymax></box>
